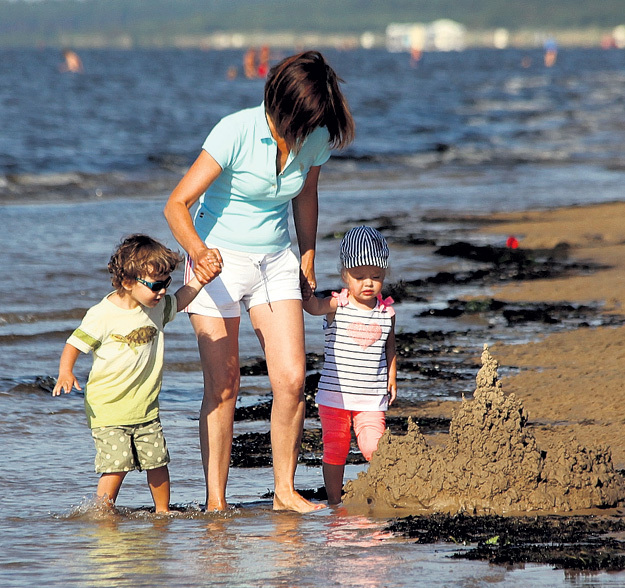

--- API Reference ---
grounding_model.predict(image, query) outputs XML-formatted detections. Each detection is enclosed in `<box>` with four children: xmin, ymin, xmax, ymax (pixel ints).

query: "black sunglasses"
<box><xmin>136</xmin><ymin>276</ymin><xmax>172</xmax><ymax>292</ymax></box>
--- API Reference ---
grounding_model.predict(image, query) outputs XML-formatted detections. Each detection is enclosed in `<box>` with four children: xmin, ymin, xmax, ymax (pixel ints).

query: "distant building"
<box><xmin>614</xmin><ymin>25</ymin><xmax>625</xmax><ymax>49</ymax></box>
<box><xmin>386</xmin><ymin>19</ymin><xmax>465</xmax><ymax>52</ymax></box>
<box><xmin>427</xmin><ymin>19</ymin><xmax>466</xmax><ymax>51</ymax></box>
<box><xmin>493</xmin><ymin>28</ymin><xmax>510</xmax><ymax>49</ymax></box>
<box><xmin>386</xmin><ymin>23</ymin><xmax>427</xmax><ymax>52</ymax></box>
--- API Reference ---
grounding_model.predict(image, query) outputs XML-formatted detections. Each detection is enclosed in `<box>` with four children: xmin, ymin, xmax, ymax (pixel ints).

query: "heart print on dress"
<box><xmin>347</xmin><ymin>322</ymin><xmax>382</xmax><ymax>349</ymax></box>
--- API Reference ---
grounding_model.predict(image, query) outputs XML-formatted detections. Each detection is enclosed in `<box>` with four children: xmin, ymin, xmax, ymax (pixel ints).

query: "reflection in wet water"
<box><xmin>17</xmin><ymin>504</ymin><xmax>620</xmax><ymax>588</ymax></box>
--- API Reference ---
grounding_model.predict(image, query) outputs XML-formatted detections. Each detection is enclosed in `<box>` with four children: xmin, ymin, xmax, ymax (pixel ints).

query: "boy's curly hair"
<box><xmin>108</xmin><ymin>234</ymin><xmax>183</xmax><ymax>291</ymax></box>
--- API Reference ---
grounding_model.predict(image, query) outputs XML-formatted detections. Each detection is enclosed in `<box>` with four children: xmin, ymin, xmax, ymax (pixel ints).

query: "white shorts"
<box><xmin>184</xmin><ymin>245</ymin><xmax>302</xmax><ymax>318</ymax></box>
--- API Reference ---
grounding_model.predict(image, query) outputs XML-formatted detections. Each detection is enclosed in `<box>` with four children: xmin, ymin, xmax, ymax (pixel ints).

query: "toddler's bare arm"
<box><xmin>302</xmin><ymin>294</ymin><xmax>338</xmax><ymax>316</ymax></box>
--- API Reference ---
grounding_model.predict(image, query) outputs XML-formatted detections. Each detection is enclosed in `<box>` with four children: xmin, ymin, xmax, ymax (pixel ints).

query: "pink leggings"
<box><xmin>318</xmin><ymin>404</ymin><xmax>386</xmax><ymax>466</ymax></box>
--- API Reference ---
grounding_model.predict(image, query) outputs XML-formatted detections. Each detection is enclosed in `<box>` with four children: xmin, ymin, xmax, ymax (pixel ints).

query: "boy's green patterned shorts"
<box><xmin>91</xmin><ymin>418</ymin><xmax>170</xmax><ymax>473</ymax></box>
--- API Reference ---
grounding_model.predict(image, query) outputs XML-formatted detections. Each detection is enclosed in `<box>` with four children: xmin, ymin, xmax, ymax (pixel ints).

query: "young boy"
<box><xmin>53</xmin><ymin>234</ymin><xmax>221</xmax><ymax>512</ymax></box>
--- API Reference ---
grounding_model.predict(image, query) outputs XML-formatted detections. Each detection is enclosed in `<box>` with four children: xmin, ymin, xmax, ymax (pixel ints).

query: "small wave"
<box><xmin>147</xmin><ymin>152</ymin><xmax>195</xmax><ymax>173</ymax></box>
<box><xmin>56</xmin><ymin>497</ymin><xmax>240</xmax><ymax>520</ymax></box>
<box><xmin>327</xmin><ymin>142</ymin><xmax>585</xmax><ymax>174</ymax></box>
<box><xmin>0</xmin><ymin>308</ymin><xmax>89</xmax><ymax>326</ymax></box>
<box><xmin>0</xmin><ymin>329</ymin><xmax>73</xmax><ymax>344</ymax></box>
<box><xmin>6</xmin><ymin>172</ymin><xmax>84</xmax><ymax>187</ymax></box>
<box><xmin>56</xmin><ymin>495</ymin><xmax>130</xmax><ymax>521</ymax></box>
<box><xmin>332</xmin><ymin>141</ymin><xmax>454</xmax><ymax>164</ymax></box>
<box><xmin>0</xmin><ymin>169</ymin><xmax>178</xmax><ymax>204</ymax></box>
<box><xmin>2</xmin><ymin>139</ymin><xmax>614</xmax><ymax>206</ymax></box>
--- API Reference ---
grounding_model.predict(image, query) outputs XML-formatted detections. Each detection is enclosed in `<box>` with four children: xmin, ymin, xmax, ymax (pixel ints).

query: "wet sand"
<box><xmin>371</xmin><ymin>201</ymin><xmax>625</xmax><ymax>493</ymax></box>
<box><xmin>236</xmin><ymin>202</ymin><xmax>625</xmax><ymax>514</ymax></box>
<box><xmin>478</xmin><ymin>201</ymin><xmax>625</xmax><ymax>470</ymax></box>
<box><xmin>386</xmin><ymin>201</ymin><xmax>625</xmax><ymax>473</ymax></box>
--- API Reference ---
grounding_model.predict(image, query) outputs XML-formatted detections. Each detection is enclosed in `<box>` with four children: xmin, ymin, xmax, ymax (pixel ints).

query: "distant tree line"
<box><xmin>1</xmin><ymin>0</ymin><xmax>623</xmax><ymax>47</ymax></box>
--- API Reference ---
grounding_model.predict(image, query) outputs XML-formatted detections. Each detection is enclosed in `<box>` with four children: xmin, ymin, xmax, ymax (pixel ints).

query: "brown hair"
<box><xmin>264</xmin><ymin>50</ymin><xmax>355</xmax><ymax>152</ymax></box>
<box><xmin>107</xmin><ymin>234</ymin><xmax>183</xmax><ymax>291</ymax></box>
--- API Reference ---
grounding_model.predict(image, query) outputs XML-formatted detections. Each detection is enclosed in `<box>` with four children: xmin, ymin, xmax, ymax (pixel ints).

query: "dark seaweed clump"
<box><xmin>387</xmin><ymin>513</ymin><xmax>625</xmax><ymax>571</ymax></box>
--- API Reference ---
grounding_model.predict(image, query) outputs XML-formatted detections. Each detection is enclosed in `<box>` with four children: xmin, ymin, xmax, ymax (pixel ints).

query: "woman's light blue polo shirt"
<box><xmin>193</xmin><ymin>103</ymin><xmax>331</xmax><ymax>253</ymax></box>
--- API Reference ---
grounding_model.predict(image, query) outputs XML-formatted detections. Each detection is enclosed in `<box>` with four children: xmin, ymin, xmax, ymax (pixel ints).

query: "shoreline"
<box><xmin>232</xmin><ymin>199</ymin><xmax>625</xmax><ymax>522</ymax></box>
<box><xmin>5</xmin><ymin>28</ymin><xmax>623</xmax><ymax>51</ymax></box>
<box><xmin>485</xmin><ymin>202</ymin><xmax>625</xmax><ymax>469</ymax></box>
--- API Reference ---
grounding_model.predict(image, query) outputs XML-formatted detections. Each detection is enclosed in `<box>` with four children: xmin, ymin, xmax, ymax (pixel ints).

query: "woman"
<box><xmin>164</xmin><ymin>51</ymin><xmax>355</xmax><ymax>512</ymax></box>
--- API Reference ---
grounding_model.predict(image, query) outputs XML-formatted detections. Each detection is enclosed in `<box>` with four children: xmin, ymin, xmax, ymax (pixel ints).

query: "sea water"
<box><xmin>2</xmin><ymin>47</ymin><xmax>625</xmax><ymax>586</ymax></box>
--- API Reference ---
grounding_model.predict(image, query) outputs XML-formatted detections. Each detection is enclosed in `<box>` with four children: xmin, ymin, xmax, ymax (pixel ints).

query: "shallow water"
<box><xmin>2</xmin><ymin>47</ymin><xmax>625</xmax><ymax>586</ymax></box>
<box><xmin>3</xmin><ymin>196</ymin><xmax>625</xmax><ymax>587</ymax></box>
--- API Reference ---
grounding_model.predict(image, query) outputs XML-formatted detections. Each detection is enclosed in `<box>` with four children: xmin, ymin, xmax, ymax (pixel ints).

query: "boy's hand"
<box><xmin>175</xmin><ymin>273</ymin><xmax>219</xmax><ymax>312</ymax></box>
<box><xmin>52</xmin><ymin>373</ymin><xmax>81</xmax><ymax>396</ymax></box>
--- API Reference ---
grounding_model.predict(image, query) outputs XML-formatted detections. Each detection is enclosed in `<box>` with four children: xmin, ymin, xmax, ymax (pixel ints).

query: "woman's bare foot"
<box><xmin>273</xmin><ymin>489</ymin><xmax>326</xmax><ymax>513</ymax></box>
<box><xmin>205</xmin><ymin>496</ymin><xmax>229</xmax><ymax>511</ymax></box>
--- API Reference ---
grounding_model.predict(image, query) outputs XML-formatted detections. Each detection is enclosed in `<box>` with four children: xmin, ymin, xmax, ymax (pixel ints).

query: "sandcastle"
<box><xmin>343</xmin><ymin>345</ymin><xmax>625</xmax><ymax>514</ymax></box>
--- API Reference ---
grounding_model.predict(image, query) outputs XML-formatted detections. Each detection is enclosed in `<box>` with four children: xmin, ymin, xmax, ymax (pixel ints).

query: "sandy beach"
<box><xmin>412</xmin><ymin>201</ymin><xmax>625</xmax><ymax>470</ymax></box>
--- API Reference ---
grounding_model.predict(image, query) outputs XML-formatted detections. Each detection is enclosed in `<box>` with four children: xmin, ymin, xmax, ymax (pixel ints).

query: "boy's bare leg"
<box><xmin>322</xmin><ymin>463</ymin><xmax>345</xmax><ymax>505</ymax></box>
<box><xmin>147</xmin><ymin>465</ymin><xmax>171</xmax><ymax>513</ymax></box>
<box><xmin>97</xmin><ymin>472</ymin><xmax>127</xmax><ymax>507</ymax></box>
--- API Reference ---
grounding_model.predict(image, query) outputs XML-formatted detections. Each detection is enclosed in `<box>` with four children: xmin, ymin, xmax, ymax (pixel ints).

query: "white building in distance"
<box><xmin>386</xmin><ymin>19</ymin><xmax>466</xmax><ymax>52</ymax></box>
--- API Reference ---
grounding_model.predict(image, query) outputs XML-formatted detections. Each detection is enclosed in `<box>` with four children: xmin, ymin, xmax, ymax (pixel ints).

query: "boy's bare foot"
<box><xmin>273</xmin><ymin>489</ymin><xmax>326</xmax><ymax>513</ymax></box>
<box><xmin>95</xmin><ymin>496</ymin><xmax>116</xmax><ymax>511</ymax></box>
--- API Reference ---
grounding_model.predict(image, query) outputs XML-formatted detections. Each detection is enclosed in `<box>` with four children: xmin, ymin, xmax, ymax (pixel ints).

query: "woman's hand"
<box><xmin>191</xmin><ymin>246</ymin><xmax>223</xmax><ymax>284</ymax></box>
<box><xmin>299</xmin><ymin>265</ymin><xmax>316</xmax><ymax>301</ymax></box>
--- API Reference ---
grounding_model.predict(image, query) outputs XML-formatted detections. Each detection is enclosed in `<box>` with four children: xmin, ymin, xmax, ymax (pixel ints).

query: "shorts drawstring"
<box><xmin>254</xmin><ymin>257</ymin><xmax>273</xmax><ymax>310</ymax></box>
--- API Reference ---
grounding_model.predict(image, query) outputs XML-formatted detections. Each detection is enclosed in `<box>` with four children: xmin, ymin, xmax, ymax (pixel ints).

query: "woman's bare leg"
<box><xmin>250</xmin><ymin>299</ymin><xmax>325</xmax><ymax>512</ymax></box>
<box><xmin>190</xmin><ymin>314</ymin><xmax>241</xmax><ymax>511</ymax></box>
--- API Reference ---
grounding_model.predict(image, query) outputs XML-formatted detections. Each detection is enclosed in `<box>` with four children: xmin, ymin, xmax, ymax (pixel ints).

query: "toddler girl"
<box><xmin>303</xmin><ymin>225</ymin><xmax>397</xmax><ymax>504</ymax></box>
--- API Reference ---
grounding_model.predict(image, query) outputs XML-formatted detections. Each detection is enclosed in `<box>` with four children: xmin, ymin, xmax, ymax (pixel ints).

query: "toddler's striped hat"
<box><xmin>340</xmin><ymin>225</ymin><xmax>389</xmax><ymax>269</ymax></box>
